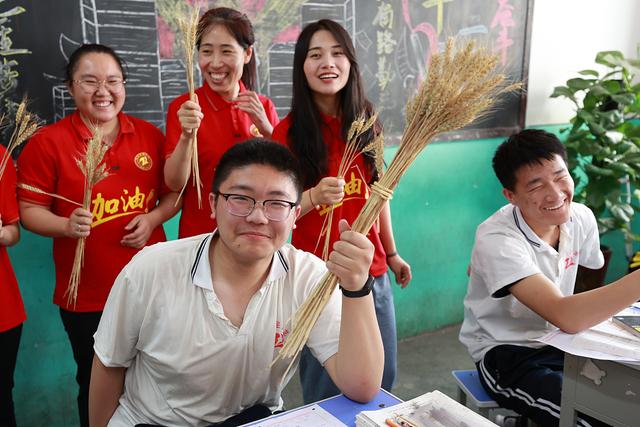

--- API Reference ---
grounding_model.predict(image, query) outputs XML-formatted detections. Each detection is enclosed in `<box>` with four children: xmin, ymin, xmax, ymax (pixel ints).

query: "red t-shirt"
<box><xmin>0</xmin><ymin>145</ymin><xmax>26</xmax><ymax>331</ymax></box>
<box><xmin>272</xmin><ymin>114</ymin><xmax>388</xmax><ymax>276</ymax></box>
<box><xmin>17</xmin><ymin>111</ymin><xmax>168</xmax><ymax>312</ymax></box>
<box><xmin>165</xmin><ymin>81</ymin><xmax>279</xmax><ymax>238</ymax></box>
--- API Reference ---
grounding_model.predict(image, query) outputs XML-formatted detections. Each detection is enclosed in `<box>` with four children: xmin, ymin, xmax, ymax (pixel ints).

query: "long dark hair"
<box><xmin>197</xmin><ymin>7</ymin><xmax>257</xmax><ymax>90</ymax></box>
<box><xmin>288</xmin><ymin>19</ymin><xmax>380</xmax><ymax>188</ymax></box>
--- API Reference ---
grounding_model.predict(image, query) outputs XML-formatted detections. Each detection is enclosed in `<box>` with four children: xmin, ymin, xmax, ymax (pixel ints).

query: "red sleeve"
<box><xmin>164</xmin><ymin>94</ymin><xmax>187</xmax><ymax>159</ymax></box>
<box><xmin>17</xmin><ymin>131</ymin><xmax>58</xmax><ymax>207</ymax></box>
<box><xmin>263</xmin><ymin>97</ymin><xmax>280</xmax><ymax>128</ymax></box>
<box><xmin>148</xmin><ymin>123</ymin><xmax>172</xmax><ymax>197</ymax></box>
<box><xmin>0</xmin><ymin>146</ymin><xmax>19</xmax><ymax>224</ymax></box>
<box><xmin>271</xmin><ymin>115</ymin><xmax>291</xmax><ymax>147</ymax></box>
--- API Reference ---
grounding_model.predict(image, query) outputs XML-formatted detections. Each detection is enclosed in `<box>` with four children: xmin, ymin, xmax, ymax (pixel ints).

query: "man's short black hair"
<box><xmin>493</xmin><ymin>129</ymin><xmax>568</xmax><ymax>191</ymax></box>
<box><xmin>212</xmin><ymin>139</ymin><xmax>303</xmax><ymax>202</ymax></box>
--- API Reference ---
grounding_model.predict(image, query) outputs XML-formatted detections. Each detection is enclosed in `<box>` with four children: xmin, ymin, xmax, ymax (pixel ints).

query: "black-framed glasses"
<box><xmin>73</xmin><ymin>78</ymin><xmax>126</xmax><ymax>94</ymax></box>
<box><xmin>217</xmin><ymin>192</ymin><xmax>297</xmax><ymax>222</ymax></box>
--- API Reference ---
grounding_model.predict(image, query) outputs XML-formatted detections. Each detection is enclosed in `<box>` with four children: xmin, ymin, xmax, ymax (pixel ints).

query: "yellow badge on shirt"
<box><xmin>249</xmin><ymin>124</ymin><xmax>262</xmax><ymax>137</ymax></box>
<box><xmin>134</xmin><ymin>152</ymin><xmax>152</xmax><ymax>171</ymax></box>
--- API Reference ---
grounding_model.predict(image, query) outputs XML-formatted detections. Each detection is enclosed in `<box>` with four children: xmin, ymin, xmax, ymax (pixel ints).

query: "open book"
<box><xmin>355</xmin><ymin>390</ymin><xmax>497</xmax><ymax>427</ymax></box>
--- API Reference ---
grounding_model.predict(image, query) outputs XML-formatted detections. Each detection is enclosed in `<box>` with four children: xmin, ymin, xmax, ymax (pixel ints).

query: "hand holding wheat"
<box><xmin>272</xmin><ymin>39</ymin><xmax>520</xmax><ymax>377</ymax></box>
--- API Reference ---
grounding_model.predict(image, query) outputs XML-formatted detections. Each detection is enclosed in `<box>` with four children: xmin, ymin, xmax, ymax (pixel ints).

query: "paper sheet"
<box><xmin>246</xmin><ymin>404</ymin><xmax>344</xmax><ymax>427</ymax></box>
<box><xmin>537</xmin><ymin>309</ymin><xmax>640</xmax><ymax>363</ymax></box>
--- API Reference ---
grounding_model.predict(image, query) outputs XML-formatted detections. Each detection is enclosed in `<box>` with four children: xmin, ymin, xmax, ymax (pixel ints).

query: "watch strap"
<box><xmin>340</xmin><ymin>274</ymin><xmax>374</xmax><ymax>298</ymax></box>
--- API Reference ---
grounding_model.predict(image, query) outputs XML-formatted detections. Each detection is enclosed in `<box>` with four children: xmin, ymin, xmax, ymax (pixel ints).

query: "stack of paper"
<box><xmin>355</xmin><ymin>390</ymin><xmax>497</xmax><ymax>427</ymax></box>
<box><xmin>538</xmin><ymin>308</ymin><xmax>640</xmax><ymax>363</ymax></box>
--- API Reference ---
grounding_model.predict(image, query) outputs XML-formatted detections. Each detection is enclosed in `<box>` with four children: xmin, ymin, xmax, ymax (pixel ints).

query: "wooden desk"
<box><xmin>560</xmin><ymin>353</ymin><xmax>640</xmax><ymax>426</ymax></box>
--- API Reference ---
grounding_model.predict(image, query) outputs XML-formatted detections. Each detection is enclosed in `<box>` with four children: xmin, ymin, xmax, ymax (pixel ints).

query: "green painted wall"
<box><xmin>8</xmin><ymin>125</ymin><xmax>634</xmax><ymax>425</ymax></box>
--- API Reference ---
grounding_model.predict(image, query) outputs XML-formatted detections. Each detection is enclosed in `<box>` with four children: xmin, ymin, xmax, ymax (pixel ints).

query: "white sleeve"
<box><xmin>290</xmin><ymin>250</ymin><xmax>341</xmax><ymax>365</ymax></box>
<box><xmin>93</xmin><ymin>264</ymin><xmax>148</xmax><ymax>368</ymax></box>
<box><xmin>306</xmin><ymin>285</ymin><xmax>341</xmax><ymax>365</ymax></box>
<box><xmin>473</xmin><ymin>227</ymin><xmax>541</xmax><ymax>298</ymax></box>
<box><xmin>576</xmin><ymin>204</ymin><xmax>605</xmax><ymax>269</ymax></box>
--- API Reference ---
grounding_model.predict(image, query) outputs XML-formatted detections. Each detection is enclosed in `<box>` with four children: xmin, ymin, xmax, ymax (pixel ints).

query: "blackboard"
<box><xmin>6</xmin><ymin>0</ymin><xmax>533</xmax><ymax>144</ymax></box>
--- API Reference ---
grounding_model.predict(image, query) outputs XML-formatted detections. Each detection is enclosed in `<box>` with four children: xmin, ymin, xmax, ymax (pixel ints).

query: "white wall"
<box><xmin>526</xmin><ymin>0</ymin><xmax>640</xmax><ymax>126</ymax></box>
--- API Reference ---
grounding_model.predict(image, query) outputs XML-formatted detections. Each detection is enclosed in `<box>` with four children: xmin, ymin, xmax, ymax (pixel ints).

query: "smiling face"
<box><xmin>503</xmin><ymin>154</ymin><xmax>575</xmax><ymax>235</ymax></box>
<box><xmin>210</xmin><ymin>164</ymin><xmax>300</xmax><ymax>265</ymax></box>
<box><xmin>198</xmin><ymin>24</ymin><xmax>252</xmax><ymax>101</ymax></box>
<box><xmin>68</xmin><ymin>52</ymin><xmax>125</xmax><ymax>127</ymax></box>
<box><xmin>303</xmin><ymin>29</ymin><xmax>351</xmax><ymax>114</ymax></box>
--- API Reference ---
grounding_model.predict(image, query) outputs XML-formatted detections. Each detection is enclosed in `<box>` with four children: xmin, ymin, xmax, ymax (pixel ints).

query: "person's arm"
<box><xmin>121</xmin><ymin>192</ymin><xmax>181</xmax><ymax>248</ymax></box>
<box><xmin>299</xmin><ymin>177</ymin><xmax>346</xmax><ymax>216</ymax></box>
<box><xmin>378</xmin><ymin>202</ymin><xmax>411</xmax><ymax>288</ymax></box>
<box><xmin>19</xmin><ymin>201</ymin><xmax>92</xmax><ymax>239</ymax></box>
<box><xmin>510</xmin><ymin>270</ymin><xmax>640</xmax><ymax>334</ymax></box>
<box><xmin>164</xmin><ymin>99</ymin><xmax>203</xmax><ymax>191</ymax></box>
<box><xmin>0</xmin><ymin>216</ymin><xmax>19</xmax><ymax>247</ymax></box>
<box><xmin>88</xmin><ymin>355</ymin><xmax>126</xmax><ymax>427</ymax></box>
<box><xmin>323</xmin><ymin>219</ymin><xmax>384</xmax><ymax>402</ymax></box>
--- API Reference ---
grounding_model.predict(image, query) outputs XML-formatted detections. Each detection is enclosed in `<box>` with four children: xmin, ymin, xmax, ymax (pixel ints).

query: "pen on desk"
<box><xmin>385</xmin><ymin>419</ymin><xmax>401</xmax><ymax>427</ymax></box>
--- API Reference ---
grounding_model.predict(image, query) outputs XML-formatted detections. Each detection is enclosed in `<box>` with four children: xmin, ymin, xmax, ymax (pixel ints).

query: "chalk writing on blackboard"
<box><xmin>25</xmin><ymin>0</ymin><xmax>530</xmax><ymax>139</ymax></box>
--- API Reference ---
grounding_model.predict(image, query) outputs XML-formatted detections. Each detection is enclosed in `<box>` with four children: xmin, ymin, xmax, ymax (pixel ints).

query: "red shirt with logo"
<box><xmin>0</xmin><ymin>145</ymin><xmax>26</xmax><ymax>331</ymax></box>
<box><xmin>272</xmin><ymin>114</ymin><xmax>388</xmax><ymax>276</ymax></box>
<box><xmin>165</xmin><ymin>82</ymin><xmax>279</xmax><ymax>238</ymax></box>
<box><xmin>17</xmin><ymin>111</ymin><xmax>167</xmax><ymax>312</ymax></box>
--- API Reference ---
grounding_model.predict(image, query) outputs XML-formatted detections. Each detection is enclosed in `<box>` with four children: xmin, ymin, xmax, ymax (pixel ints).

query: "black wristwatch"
<box><xmin>340</xmin><ymin>275</ymin><xmax>375</xmax><ymax>298</ymax></box>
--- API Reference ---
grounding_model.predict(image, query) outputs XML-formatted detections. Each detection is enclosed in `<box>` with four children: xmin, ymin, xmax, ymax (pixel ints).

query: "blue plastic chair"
<box><xmin>451</xmin><ymin>369</ymin><xmax>499</xmax><ymax>419</ymax></box>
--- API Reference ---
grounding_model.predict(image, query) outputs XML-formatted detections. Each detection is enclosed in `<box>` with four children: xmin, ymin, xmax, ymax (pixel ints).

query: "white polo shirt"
<box><xmin>94</xmin><ymin>233</ymin><xmax>341</xmax><ymax>427</ymax></box>
<box><xmin>459</xmin><ymin>203</ymin><xmax>604</xmax><ymax>362</ymax></box>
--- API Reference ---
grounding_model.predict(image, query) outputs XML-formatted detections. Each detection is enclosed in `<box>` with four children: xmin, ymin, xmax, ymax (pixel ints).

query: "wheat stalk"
<box><xmin>273</xmin><ymin>39</ymin><xmax>520</xmax><ymax>375</ymax></box>
<box><xmin>176</xmin><ymin>5</ymin><xmax>203</xmax><ymax>208</ymax></box>
<box><xmin>0</xmin><ymin>96</ymin><xmax>42</xmax><ymax>182</ymax></box>
<box><xmin>315</xmin><ymin>113</ymin><xmax>383</xmax><ymax>260</ymax></box>
<box><xmin>17</xmin><ymin>183</ymin><xmax>82</xmax><ymax>206</ymax></box>
<box><xmin>65</xmin><ymin>125</ymin><xmax>109</xmax><ymax>307</ymax></box>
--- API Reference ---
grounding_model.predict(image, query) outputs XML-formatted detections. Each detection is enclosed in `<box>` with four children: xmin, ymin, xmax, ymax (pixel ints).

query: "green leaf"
<box><xmin>601</xmin><ymin>80</ymin><xmax>622</xmax><ymax>93</ymax></box>
<box><xmin>567</xmin><ymin>78</ymin><xmax>595</xmax><ymax>90</ymax></box>
<box><xmin>578</xmin><ymin>69</ymin><xmax>600</xmax><ymax>77</ymax></box>
<box><xmin>586</xmin><ymin>84</ymin><xmax>610</xmax><ymax>97</ymax></box>
<box><xmin>585</xmin><ymin>163</ymin><xmax>616</xmax><ymax>176</ymax></box>
<box><xmin>596</xmin><ymin>50</ymin><xmax>625</xmax><ymax>67</ymax></box>
<box><xmin>611</xmin><ymin>93</ymin><xmax>636</xmax><ymax>106</ymax></box>
<box><xmin>607</xmin><ymin>162</ymin><xmax>636</xmax><ymax>178</ymax></box>
<box><xmin>587</xmin><ymin>122</ymin><xmax>606</xmax><ymax>136</ymax></box>
<box><xmin>550</xmin><ymin>86</ymin><xmax>575</xmax><ymax>99</ymax></box>
<box><xmin>610</xmin><ymin>203</ymin><xmax>633</xmax><ymax>223</ymax></box>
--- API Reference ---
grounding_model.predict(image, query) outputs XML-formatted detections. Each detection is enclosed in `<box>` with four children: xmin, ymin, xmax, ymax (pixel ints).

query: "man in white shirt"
<box><xmin>460</xmin><ymin>129</ymin><xmax>640</xmax><ymax>427</ymax></box>
<box><xmin>88</xmin><ymin>140</ymin><xmax>384</xmax><ymax>427</ymax></box>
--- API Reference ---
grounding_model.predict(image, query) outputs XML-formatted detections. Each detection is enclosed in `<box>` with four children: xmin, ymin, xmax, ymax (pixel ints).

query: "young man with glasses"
<box><xmin>88</xmin><ymin>139</ymin><xmax>384</xmax><ymax>427</ymax></box>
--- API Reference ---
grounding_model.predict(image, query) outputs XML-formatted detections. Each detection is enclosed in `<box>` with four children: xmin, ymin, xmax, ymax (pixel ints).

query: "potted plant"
<box><xmin>551</xmin><ymin>49</ymin><xmax>640</xmax><ymax>290</ymax></box>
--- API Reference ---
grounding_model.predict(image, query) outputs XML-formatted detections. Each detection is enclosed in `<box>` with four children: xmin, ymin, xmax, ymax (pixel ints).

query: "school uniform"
<box><xmin>94</xmin><ymin>233</ymin><xmax>341</xmax><ymax>426</ymax></box>
<box><xmin>459</xmin><ymin>202</ymin><xmax>604</xmax><ymax>426</ymax></box>
<box><xmin>17</xmin><ymin>111</ymin><xmax>168</xmax><ymax>427</ymax></box>
<box><xmin>165</xmin><ymin>82</ymin><xmax>279</xmax><ymax>238</ymax></box>
<box><xmin>0</xmin><ymin>145</ymin><xmax>25</xmax><ymax>427</ymax></box>
<box><xmin>272</xmin><ymin>114</ymin><xmax>397</xmax><ymax>403</ymax></box>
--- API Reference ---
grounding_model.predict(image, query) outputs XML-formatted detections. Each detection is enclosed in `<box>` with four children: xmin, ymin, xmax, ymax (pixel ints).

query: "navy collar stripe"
<box><xmin>191</xmin><ymin>235</ymin><xmax>211</xmax><ymax>281</ymax></box>
<box><xmin>277</xmin><ymin>250</ymin><xmax>289</xmax><ymax>272</ymax></box>
<box><xmin>512</xmin><ymin>207</ymin><xmax>541</xmax><ymax>248</ymax></box>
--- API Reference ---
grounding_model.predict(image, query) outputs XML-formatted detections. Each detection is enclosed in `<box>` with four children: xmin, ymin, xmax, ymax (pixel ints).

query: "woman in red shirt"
<box><xmin>0</xmin><ymin>145</ymin><xmax>25</xmax><ymax>427</ymax></box>
<box><xmin>17</xmin><ymin>44</ymin><xmax>178</xmax><ymax>427</ymax></box>
<box><xmin>164</xmin><ymin>7</ymin><xmax>279</xmax><ymax>238</ymax></box>
<box><xmin>271</xmin><ymin>19</ymin><xmax>412</xmax><ymax>403</ymax></box>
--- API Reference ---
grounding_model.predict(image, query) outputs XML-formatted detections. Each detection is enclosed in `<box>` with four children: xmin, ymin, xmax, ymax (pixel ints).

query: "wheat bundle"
<box><xmin>176</xmin><ymin>6</ymin><xmax>203</xmax><ymax>208</ymax></box>
<box><xmin>65</xmin><ymin>125</ymin><xmax>109</xmax><ymax>307</ymax></box>
<box><xmin>273</xmin><ymin>39</ymin><xmax>519</xmax><ymax>372</ymax></box>
<box><xmin>315</xmin><ymin>113</ymin><xmax>384</xmax><ymax>260</ymax></box>
<box><xmin>0</xmin><ymin>97</ymin><xmax>42</xmax><ymax>182</ymax></box>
